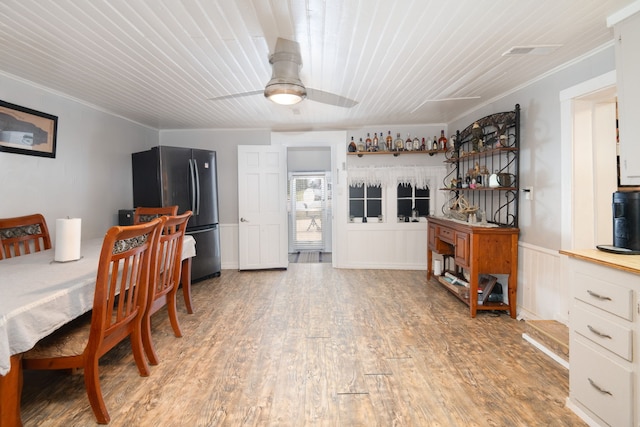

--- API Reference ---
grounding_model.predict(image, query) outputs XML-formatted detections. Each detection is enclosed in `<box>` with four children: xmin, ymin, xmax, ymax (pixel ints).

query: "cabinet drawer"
<box><xmin>574</xmin><ymin>272</ymin><xmax>633</xmax><ymax>321</ymax></box>
<box><xmin>570</xmin><ymin>337</ymin><xmax>633</xmax><ymax>427</ymax></box>
<box><xmin>437</xmin><ymin>226</ymin><xmax>455</xmax><ymax>244</ymax></box>
<box><xmin>572</xmin><ymin>303</ymin><xmax>633</xmax><ymax>361</ymax></box>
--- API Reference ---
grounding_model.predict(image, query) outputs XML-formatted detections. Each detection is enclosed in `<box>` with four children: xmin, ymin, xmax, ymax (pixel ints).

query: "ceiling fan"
<box><xmin>209</xmin><ymin>38</ymin><xmax>359</xmax><ymax>108</ymax></box>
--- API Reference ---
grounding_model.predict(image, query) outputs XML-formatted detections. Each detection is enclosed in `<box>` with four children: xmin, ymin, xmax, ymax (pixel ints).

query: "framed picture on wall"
<box><xmin>0</xmin><ymin>100</ymin><xmax>58</xmax><ymax>158</ymax></box>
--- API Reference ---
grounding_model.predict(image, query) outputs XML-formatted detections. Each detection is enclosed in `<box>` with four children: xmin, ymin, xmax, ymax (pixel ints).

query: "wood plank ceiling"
<box><xmin>0</xmin><ymin>0</ymin><xmax>633</xmax><ymax>130</ymax></box>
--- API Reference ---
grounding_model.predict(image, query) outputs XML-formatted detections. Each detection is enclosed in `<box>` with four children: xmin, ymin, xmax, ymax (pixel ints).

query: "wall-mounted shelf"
<box><xmin>348</xmin><ymin>148</ymin><xmax>446</xmax><ymax>157</ymax></box>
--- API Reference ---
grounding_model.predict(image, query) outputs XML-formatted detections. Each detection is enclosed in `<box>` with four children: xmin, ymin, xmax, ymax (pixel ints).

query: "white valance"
<box><xmin>347</xmin><ymin>165</ymin><xmax>447</xmax><ymax>189</ymax></box>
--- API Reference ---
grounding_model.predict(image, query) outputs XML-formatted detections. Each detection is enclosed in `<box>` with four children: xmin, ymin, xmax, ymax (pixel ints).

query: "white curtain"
<box><xmin>347</xmin><ymin>164</ymin><xmax>448</xmax><ymax>216</ymax></box>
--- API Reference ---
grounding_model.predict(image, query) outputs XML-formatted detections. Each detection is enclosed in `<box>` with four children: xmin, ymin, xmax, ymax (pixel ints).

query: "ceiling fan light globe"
<box><xmin>264</xmin><ymin>83</ymin><xmax>307</xmax><ymax>105</ymax></box>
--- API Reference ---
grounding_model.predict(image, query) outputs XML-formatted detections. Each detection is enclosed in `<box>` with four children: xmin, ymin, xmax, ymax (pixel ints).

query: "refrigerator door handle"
<box><xmin>188</xmin><ymin>159</ymin><xmax>197</xmax><ymax>213</ymax></box>
<box><xmin>193</xmin><ymin>159</ymin><xmax>201</xmax><ymax>215</ymax></box>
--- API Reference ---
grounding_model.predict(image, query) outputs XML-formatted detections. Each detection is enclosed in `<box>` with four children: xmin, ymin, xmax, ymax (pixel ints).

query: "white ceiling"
<box><xmin>0</xmin><ymin>0</ymin><xmax>633</xmax><ymax>131</ymax></box>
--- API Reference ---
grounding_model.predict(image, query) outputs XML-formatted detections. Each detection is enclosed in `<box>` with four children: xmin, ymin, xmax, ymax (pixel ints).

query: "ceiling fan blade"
<box><xmin>306</xmin><ymin>88</ymin><xmax>358</xmax><ymax>108</ymax></box>
<box><xmin>207</xmin><ymin>90</ymin><xmax>264</xmax><ymax>101</ymax></box>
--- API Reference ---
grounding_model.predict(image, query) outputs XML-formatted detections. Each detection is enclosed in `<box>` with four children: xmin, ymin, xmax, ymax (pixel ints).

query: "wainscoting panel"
<box><xmin>343</xmin><ymin>223</ymin><xmax>428</xmax><ymax>270</ymax></box>
<box><xmin>518</xmin><ymin>242</ymin><xmax>567</xmax><ymax>324</ymax></box>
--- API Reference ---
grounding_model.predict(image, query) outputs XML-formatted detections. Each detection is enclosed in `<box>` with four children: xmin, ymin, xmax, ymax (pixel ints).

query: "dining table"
<box><xmin>0</xmin><ymin>234</ymin><xmax>196</xmax><ymax>427</ymax></box>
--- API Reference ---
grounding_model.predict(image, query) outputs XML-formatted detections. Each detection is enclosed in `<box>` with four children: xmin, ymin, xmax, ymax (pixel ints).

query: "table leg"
<box><xmin>180</xmin><ymin>258</ymin><xmax>194</xmax><ymax>314</ymax></box>
<box><xmin>0</xmin><ymin>354</ymin><xmax>24</xmax><ymax>427</ymax></box>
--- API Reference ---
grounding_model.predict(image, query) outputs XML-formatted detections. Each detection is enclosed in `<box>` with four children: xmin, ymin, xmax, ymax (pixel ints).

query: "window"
<box><xmin>349</xmin><ymin>185</ymin><xmax>382</xmax><ymax>220</ymax></box>
<box><xmin>397</xmin><ymin>184</ymin><xmax>430</xmax><ymax>220</ymax></box>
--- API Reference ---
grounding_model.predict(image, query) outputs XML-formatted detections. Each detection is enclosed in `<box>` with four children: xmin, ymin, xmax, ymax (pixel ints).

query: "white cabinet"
<box><xmin>610</xmin><ymin>3</ymin><xmax>640</xmax><ymax>185</ymax></box>
<box><xmin>564</xmin><ymin>253</ymin><xmax>638</xmax><ymax>427</ymax></box>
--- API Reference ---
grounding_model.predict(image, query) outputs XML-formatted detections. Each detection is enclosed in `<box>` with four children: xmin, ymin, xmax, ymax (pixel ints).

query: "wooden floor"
<box><xmin>20</xmin><ymin>265</ymin><xmax>585</xmax><ymax>426</ymax></box>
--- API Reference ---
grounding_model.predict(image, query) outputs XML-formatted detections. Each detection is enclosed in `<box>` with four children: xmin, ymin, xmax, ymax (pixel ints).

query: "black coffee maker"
<box><xmin>613</xmin><ymin>191</ymin><xmax>640</xmax><ymax>251</ymax></box>
<box><xmin>597</xmin><ymin>191</ymin><xmax>640</xmax><ymax>254</ymax></box>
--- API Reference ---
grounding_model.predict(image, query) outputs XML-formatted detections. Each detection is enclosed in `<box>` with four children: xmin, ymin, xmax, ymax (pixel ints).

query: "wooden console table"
<box><xmin>427</xmin><ymin>216</ymin><xmax>519</xmax><ymax>318</ymax></box>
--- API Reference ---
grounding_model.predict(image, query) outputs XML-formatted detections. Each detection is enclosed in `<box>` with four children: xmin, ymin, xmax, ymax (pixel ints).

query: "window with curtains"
<box><xmin>397</xmin><ymin>183</ymin><xmax>430</xmax><ymax>220</ymax></box>
<box><xmin>349</xmin><ymin>184</ymin><xmax>382</xmax><ymax>220</ymax></box>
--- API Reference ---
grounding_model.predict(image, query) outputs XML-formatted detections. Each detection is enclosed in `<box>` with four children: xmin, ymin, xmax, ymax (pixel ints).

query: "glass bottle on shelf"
<box><xmin>421</xmin><ymin>137</ymin><xmax>426</xmax><ymax>151</ymax></box>
<box><xmin>412</xmin><ymin>136</ymin><xmax>420</xmax><ymax>151</ymax></box>
<box><xmin>438</xmin><ymin>130</ymin><xmax>448</xmax><ymax>150</ymax></box>
<box><xmin>372</xmin><ymin>132</ymin><xmax>379</xmax><ymax>151</ymax></box>
<box><xmin>378</xmin><ymin>132</ymin><xmax>386</xmax><ymax>151</ymax></box>
<box><xmin>405</xmin><ymin>133</ymin><xmax>413</xmax><ymax>151</ymax></box>
<box><xmin>386</xmin><ymin>131</ymin><xmax>393</xmax><ymax>151</ymax></box>
<box><xmin>432</xmin><ymin>139</ymin><xmax>438</xmax><ymax>150</ymax></box>
<box><xmin>365</xmin><ymin>133</ymin><xmax>372</xmax><ymax>151</ymax></box>
<box><xmin>348</xmin><ymin>136</ymin><xmax>357</xmax><ymax>152</ymax></box>
<box><xmin>357</xmin><ymin>137</ymin><xmax>365</xmax><ymax>152</ymax></box>
<box><xmin>395</xmin><ymin>133</ymin><xmax>404</xmax><ymax>151</ymax></box>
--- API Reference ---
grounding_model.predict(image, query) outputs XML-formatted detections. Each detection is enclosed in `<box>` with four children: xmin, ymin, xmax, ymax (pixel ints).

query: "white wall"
<box><xmin>0</xmin><ymin>73</ymin><xmax>158</xmax><ymax>241</ymax></box>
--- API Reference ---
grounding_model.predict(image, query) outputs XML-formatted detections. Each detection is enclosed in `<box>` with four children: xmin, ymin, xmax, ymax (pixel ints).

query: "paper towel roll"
<box><xmin>433</xmin><ymin>259</ymin><xmax>442</xmax><ymax>276</ymax></box>
<box><xmin>55</xmin><ymin>218</ymin><xmax>82</xmax><ymax>262</ymax></box>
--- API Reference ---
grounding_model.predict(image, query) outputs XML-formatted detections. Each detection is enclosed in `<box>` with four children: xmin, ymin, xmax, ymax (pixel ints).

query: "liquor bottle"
<box><xmin>386</xmin><ymin>131</ymin><xmax>393</xmax><ymax>151</ymax></box>
<box><xmin>394</xmin><ymin>133</ymin><xmax>404</xmax><ymax>151</ymax></box>
<box><xmin>432</xmin><ymin>138</ymin><xmax>438</xmax><ymax>151</ymax></box>
<box><xmin>405</xmin><ymin>133</ymin><xmax>413</xmax><ymax>151</ymax></box>
<box><xmin>427</xmin><ymin>137</ymin><xmax>433</xmax><ymax>150</ymax></box>
<box><xmin>357</xmin><ymin>137</ymin><xmax>365</xmax><ymax>152</ymax></box>
<box><xmin>372</xmin><ymin>132</ymin><xmax>379</xmax><ymax>152</ymax></box>
<box><xmin>438</xmin><ymin>130</ymin><xmax>448</xmax><ymax>150</ymax></box>
<box><xmin>413</xmin><ymin>136</ymin><xmax>420</xmax><ymax>151</ymax></box>
<box><xmin>378</xmin><ymin>132</ymin><xmax>386</xmax><ymax>151</ymax></box>
<box><xmin>348</xmin><ymin>136</ymin><xmax>357</xmax><ymax>152</ymax></box>
<box><xmin>365</xmin><ymin>133</ymin><xmax>372</xmax><ymax>151</ymax></box>
<box><xmin>421</xmin><ymin>137</ymin><xmax>426</xmax><ymax>151</ymax></box>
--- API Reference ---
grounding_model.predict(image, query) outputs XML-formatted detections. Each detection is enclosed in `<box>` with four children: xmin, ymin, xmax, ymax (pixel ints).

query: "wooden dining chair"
<box><xmin>0</xmin><ymin>213</ymin><xmax>51</xmax><ymax>260</ymax></box>
<box><xmin>22</xmin><ymin>218</ymin><xmax>164</xmax><ymax>424</ymax></box>
<box><xmin>142</xmin><ymin>211</ymin><xmax>192</xmax><ymax>366</ymax></box>
<box><xmin>133</xmin><ymin>205</ymin><xmax>179</xmax><ymax>225</ymax></box>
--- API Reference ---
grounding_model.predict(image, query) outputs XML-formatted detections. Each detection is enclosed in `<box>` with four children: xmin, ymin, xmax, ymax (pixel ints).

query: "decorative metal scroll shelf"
<box><xmin>442</xmin><ymin>104</ymin><xmax>520</xmax><ymax>228</ymax></box>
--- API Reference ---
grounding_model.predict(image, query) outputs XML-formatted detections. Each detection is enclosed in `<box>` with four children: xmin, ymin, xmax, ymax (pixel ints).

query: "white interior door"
<box><xmin>238</xmin><ymin>145</ymin><xmax>288</xmax><ymax>270</ymax></box>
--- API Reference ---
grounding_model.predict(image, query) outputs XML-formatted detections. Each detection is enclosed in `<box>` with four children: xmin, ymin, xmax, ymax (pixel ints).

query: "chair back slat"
<box><xmin>0</xmin><ymin>213</ymin><xmax>51</xmax><ymax>260</ymax></box>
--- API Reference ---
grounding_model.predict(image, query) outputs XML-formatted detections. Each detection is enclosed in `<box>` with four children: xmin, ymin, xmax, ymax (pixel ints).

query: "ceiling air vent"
<box><xmin>502</xmin><ymin>45</ymin><xmax>561</xmax><ymax>56</ymax></box>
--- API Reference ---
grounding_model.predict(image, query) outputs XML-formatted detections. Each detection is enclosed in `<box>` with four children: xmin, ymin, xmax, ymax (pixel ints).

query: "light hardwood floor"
<box><xmin>20</xmin><ymin>265</ymin><xmax>585</xmax><ymax>426</ymax></box>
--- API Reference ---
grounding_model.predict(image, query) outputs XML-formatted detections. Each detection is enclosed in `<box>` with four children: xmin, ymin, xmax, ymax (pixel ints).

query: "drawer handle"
<box><xmin>587</xmin><ymin>325</ymin><xmax>612</xmax><ymax>339</ymax></box>
<box><xmin>586</xmin><ymin>290</ymin><xmax>612</xmax><ymax>301</ymax></box>
<box><xmin>588</xmin><ymin>378</ymin><xmax>612</xmax><ymax>396</ymax></box>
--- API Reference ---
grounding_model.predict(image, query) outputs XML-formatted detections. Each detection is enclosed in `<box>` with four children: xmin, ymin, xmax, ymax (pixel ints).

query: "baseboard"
<box><xmin>522</xmin><ymin>333</ymin><xmax>569</xmax><ymax>370</ymax></box>
<box><xmin>565</xmin><ymin>397</ymin><xmax>603</xmax><ymax>427</ymax></box>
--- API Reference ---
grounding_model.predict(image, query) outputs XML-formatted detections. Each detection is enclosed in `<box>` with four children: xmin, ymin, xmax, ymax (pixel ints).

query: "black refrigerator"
<box><xmin>131</xmin><ymin>146</ymin><xmax>221</xmax><ymax>281</ymax></box>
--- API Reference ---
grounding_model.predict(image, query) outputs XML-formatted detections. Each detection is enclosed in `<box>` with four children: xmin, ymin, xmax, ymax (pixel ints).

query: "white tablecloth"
<box><xmin>0</xmin><ymin>235</ymin><xmax>196</xmax><ymax>376</ymax></box>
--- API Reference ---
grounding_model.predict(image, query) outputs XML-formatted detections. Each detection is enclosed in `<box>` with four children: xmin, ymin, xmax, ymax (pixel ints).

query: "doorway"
<box><xmin>288</xmin><ymin>172</ymin><xmax>330</xmax><ymax>252</ymax></box>
<box><xmin>560</xmin><ymin>71</ymin><xmax>617</xmax><ymax>251</ymax></box>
